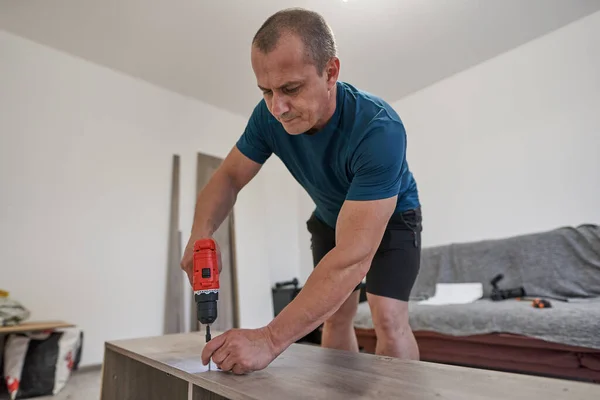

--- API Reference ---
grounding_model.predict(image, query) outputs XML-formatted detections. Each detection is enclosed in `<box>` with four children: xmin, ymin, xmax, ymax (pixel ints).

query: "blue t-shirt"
<box><xmin>236</xmin><ymin>81</ymin><xmax>420</xmax><ymax>228</ymax></box>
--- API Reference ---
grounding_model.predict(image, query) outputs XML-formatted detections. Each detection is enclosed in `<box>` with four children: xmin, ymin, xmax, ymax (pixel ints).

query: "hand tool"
<box><xmin>516</xmin><ymin>297</ymin><xmax>553</xmax><ymax>308</ymax></box>
<box><xmin>192</xmin><ymin>238</ymin><xmax>220</xmax><ymax>371</ymax></box>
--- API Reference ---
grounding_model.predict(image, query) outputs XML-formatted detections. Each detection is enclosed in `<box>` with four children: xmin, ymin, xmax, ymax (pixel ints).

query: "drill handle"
<box><xmin>193</xmin><ymin>238</ymin><xmax>221</xmax><ymax>292</ymax></box>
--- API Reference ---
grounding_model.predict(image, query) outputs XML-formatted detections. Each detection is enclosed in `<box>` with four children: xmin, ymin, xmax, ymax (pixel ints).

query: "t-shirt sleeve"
<box><xmin>235</xmin><ymin>101</ymin><xmax>273</xmax><ymax>164</ymax></box>
<box><xmin>346</xmin><ymin>118</ymin><xmax>406</xmax><ymax>201</ymax></box>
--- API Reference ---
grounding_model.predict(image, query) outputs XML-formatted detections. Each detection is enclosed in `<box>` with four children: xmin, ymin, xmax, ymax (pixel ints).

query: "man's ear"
<box><xmin>326</xmin><ymin>57</ymin><xmax>340</xmax><ymax>85</ymax></box>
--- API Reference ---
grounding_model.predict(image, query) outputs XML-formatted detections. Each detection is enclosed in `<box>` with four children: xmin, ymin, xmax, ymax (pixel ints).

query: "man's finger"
<box><xmin>218</xmin><ymin>354</ymin><xmax>235</xmax><ymax>372</ymax></box>
<box><xmin>216</xmin><ymin>242</ymin><xmax>223</xmax><ymax>273</ymax></box>
<box><xmin>211</xmin><ymin>347</ymin><xmax>229</xmax><ymax>365</ymax></box>
<box><xmin>201</xmin><ymin>333</ymin><xmax>227</xmax><ymax>365</ymax></box>
<box><xmin>232</xmin><ymin>364</ymin><xmax>246</xmax><ymax>375</ymax></box>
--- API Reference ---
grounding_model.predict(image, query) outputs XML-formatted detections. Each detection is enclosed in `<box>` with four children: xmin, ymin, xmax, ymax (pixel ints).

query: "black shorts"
<box><xmin>306</xmin><ymin>208</ymin><xmax>422</xmax><ymax>302</ymax></box>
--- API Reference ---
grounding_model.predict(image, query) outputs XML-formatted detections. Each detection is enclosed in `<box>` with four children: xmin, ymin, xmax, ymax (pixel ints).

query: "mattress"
<box><xmin>354</xmin><ymin>297</ymin><xmax>600</xmax><ymax>350</ymax></box>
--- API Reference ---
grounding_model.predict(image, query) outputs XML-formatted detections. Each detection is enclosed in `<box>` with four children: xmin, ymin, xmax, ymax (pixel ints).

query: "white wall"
<box><xmin>390</xmin><ymin>11</ymin><xmax>600</xmax><ymax>247</ymax></box>
<box><xmin>0</xmin><ymin>30</ymin><xmax>276</xmax><ymax>367</ymax></box>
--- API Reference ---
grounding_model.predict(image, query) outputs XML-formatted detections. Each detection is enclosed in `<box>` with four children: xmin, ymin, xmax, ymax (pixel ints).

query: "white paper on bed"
<box><xmin>417</xmin><ymin>283</ymin><xmax>483</xmax><ymax>305</ymax></box>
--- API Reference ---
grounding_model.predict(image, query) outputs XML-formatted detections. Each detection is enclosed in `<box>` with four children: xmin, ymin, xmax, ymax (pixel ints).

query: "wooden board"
<box><xmin>193</xmin><ymin>152</ymin><xmax>239</xmax><ymax>332</ymax></box>
<box><xmin>0</xmin><ymin>320</ymin><xmax>73</xmax><ymax>334</ymax></box>
<box><xmin>101</xmin><ymin>347</ymin><xmax>189</xmax><ymax>399</ymax></box>
<box><xmin>101</xmin><ymin>331</ymin><xmax>600</xmax><ymax>400</ymax></box>
<box><xmin>164</xmin><ymin>153</ymin><xmax>185</xmax><ymax>334</ymax></box>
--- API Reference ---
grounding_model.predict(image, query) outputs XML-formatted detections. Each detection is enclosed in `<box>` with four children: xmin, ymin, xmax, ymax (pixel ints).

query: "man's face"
<box><xmin>251</xmin><ymin>33</ymin><xmax>339</xmax><ymax>135</ymax></box>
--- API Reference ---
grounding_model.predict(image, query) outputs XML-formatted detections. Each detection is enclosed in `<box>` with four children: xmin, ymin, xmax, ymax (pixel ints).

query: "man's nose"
<box><xmin>271</xmin><ymin>93</ymin><xmax>290</xmax><ymax>117</ymax></box>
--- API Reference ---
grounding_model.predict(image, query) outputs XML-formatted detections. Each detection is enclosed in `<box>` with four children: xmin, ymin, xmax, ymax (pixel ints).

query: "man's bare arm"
<box><xmin>189</xmin><ymin>145</ymin><xmax>262</xmax><ymax>238</ymax></box>
<box><xmin>265</xmin><ymin>195</ymin><xmax>397</xmax><ymax>354</ymax></box>
<box><xmin>181</xmin><ymin>145</ymin><xmax>262</xmax><ymax>282</ymax></box>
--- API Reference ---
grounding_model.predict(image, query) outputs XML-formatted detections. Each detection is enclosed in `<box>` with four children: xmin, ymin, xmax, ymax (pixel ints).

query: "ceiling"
<box><xmin>1</xmin><ymin>0</ymin><xmax>599</xmax><ymax>117</ymax></box>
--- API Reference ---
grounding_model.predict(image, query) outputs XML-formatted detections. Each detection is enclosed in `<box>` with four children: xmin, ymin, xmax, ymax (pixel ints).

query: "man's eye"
<box><xmin>284</xmin><ymin>87</ymin><xmax>299</xmax><ymax>94</ymax></box>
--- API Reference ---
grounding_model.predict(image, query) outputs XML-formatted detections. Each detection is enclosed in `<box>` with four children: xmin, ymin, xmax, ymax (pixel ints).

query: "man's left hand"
<box><xmin>201</xmin><ymin>327</ymin><xmax>281</xmax><ymax>375</ymax></box>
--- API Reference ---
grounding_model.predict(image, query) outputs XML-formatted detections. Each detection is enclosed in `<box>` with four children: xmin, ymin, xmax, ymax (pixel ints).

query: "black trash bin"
<box><xmin>271</xmin><ymin>278</ymin><xmax>368</xmax><ymax>346</ymax></box>
<box><xmin>271</xmin><ymin>278</ymin><xmax>323</xmax><ymax>345</ymax></box>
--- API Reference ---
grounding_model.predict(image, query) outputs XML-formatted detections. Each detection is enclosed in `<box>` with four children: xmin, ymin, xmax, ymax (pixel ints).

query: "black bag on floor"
<box><xmin>2</xmin><ymin>328</ymin><xmax>82</xmax><ymax>399</ymax></box>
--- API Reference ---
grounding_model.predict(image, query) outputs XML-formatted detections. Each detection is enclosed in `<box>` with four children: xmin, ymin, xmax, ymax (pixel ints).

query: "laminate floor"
<box><xmin>38</xmin><ymin>366</ymin><xmax>101</xmax><ymax>400</ymax></box>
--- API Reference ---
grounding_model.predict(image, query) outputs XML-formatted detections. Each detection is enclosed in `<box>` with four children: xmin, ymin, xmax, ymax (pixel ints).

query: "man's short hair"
<box><xmin>252</xmin><ymin>8</ymin><xmax>337</xmax><ymax>75</ymax></box>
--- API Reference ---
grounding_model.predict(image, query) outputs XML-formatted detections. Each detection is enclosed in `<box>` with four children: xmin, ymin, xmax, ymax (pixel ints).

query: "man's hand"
<box><xmin>201</xmin><ymin>327</ymin><xmax>279</xmax><ymax>375</ymax></box>
<box><xmin>180</xmin><ymin>238</ymin><xmax>223</xmax><ymax>286</ymax></box>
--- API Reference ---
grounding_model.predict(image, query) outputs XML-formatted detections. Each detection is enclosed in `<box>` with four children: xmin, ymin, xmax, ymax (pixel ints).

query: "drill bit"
<box><xmin>205</xmin><ymin>324</ymin><xmax>211</xmax><ymax>371</ymax></box>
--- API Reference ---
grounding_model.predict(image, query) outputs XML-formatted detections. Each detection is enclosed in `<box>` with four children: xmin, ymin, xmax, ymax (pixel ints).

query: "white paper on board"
<box><xmin>169</xmin><ymin>358</ymin><xmax>219</xmax><ymax>374</ymax></box>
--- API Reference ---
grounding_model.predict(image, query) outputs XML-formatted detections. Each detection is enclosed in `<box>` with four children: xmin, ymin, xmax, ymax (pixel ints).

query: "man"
<box><xmin>180</xmin><ymin>7</ymin><xmax>422</xmax><ymax>375</ymax></box>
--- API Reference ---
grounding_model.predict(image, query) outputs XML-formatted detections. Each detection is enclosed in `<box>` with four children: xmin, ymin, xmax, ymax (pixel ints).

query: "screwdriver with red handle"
<box><xmin>192</xmin><ymin>238</ymin><xmax>220</xmax><ymax>370</ymax></box>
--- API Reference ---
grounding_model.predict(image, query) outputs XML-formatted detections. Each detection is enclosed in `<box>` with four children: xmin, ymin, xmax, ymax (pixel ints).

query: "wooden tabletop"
<box><xmin>0</xmin><ymin>320</ymin><xmax>74</xmax><ymax>334</ymax></box>
<box><xmin>105</xmin><ymin>331</ymin><xmax>600</xmax><ymax>400</ymax></box>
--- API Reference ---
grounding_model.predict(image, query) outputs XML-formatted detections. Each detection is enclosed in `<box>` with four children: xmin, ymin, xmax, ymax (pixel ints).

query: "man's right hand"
<box><xmin>180</xmin><ymin>237</ymin><xmax>223</xmax><ymax>287</ymax></box>
<box><xmin>180</xmin><ymin>145</ymin><xmax>262</xmax><ymax>287</ymax></box>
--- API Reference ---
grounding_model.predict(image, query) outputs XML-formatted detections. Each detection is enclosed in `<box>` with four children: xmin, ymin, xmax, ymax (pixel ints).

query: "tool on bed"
<box><xmin>516</xmin><ymin>297</ymin><xmax>553</xmax><ymax>308</ymax></box>
<box><xmin>490</xmin><ymin>274</ymin><xmax>552</xmax><ymax>308</ymax></box>
<box><xmin>490</xmin><ymin>273</ymin><xmax>526</xmax><ymax>301</ymax></box>
<box><xmin>193</xmin><ymin>238</ymin><xmax>220</xmax><ymax>371</ymax></box>
<box><xmin>531</xmin><ymin>298</ymin><xmax>552</xmax><ymax>308</ymax></box>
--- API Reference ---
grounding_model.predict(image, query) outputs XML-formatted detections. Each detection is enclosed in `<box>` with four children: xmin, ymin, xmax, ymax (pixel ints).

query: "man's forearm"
<box><xmin>190</xmin><ymin>169</ymin><xmax>238</xmax><ymax>239</ymax></box>
<box><xmin>266</xmin><ymin>246</ymin><xmax>371</xmax><ymax>354</ymax></box>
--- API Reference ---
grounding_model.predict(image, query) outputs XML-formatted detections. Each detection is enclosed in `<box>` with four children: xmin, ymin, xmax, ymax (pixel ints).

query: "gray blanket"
<box><xmin>355</xmin><ymin>224</ymin><xmax>600</xmax><ymax>349</ymax></box>
<box><xmin>410</xmin><ymin>224</ymin><xmax>600</xmax><ymax>301</ymax></box>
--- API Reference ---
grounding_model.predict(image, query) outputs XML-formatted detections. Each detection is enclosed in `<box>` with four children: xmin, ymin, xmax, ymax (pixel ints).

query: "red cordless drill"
<box><xmin>193</xmin><ymin>238</ymin><xmax>220</xmax><ymax>349</ymax></box>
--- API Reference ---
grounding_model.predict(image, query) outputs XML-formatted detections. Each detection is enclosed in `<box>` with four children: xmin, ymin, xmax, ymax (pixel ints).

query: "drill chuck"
<box><xmin>195</xmin><ymin>291</ymin><xmax>219</xmax><ymax>325</ymax></box>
